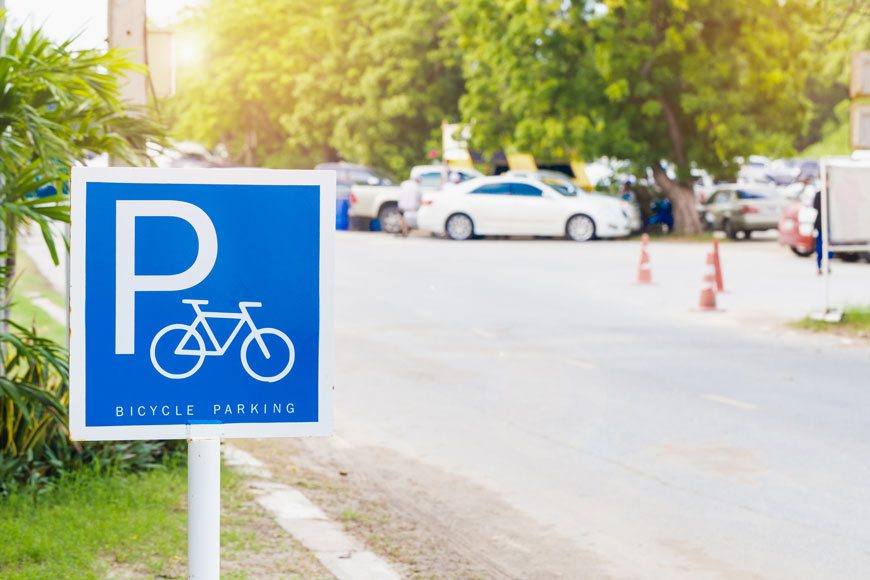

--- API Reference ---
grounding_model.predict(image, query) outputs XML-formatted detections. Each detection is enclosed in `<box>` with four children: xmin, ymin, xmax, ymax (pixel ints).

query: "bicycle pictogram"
<box><xmin>150</xmin><ymin>300</ymin><xmax>295</xmax><ymax>382</ymax></box>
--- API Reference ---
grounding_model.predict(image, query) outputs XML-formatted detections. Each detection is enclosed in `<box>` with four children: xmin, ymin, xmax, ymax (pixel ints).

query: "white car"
<box><xmin>507</xmin><ymin>169</ymin><xmax>641</xmax><ymax>232</ymax></box>
<box><xmin>410</xmin><ymin>165</ymin><xmax>483</xmax><ymax>187</ymax></box>
<box><xmin>350</xmin><ymin>165</ymin><xmax>482</xmax><ymax>233</ymax></box>
<box><xmin>417</xmin><ymin>176</ymin><xmax>631</xmax><ymax>241</ymax></box>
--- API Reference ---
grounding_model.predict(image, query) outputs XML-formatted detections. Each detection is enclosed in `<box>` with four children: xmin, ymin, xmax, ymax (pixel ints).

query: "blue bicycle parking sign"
<box><xmin>69</xmin><ymin>168</ymin><xmax>334</xmax><ymax>440</ymax></box>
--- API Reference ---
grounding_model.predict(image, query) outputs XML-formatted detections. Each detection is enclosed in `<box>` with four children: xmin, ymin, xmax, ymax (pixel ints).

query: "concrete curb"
<box><xmin>222</xmin><ymin>442</ymin><xmax>402</xmax><ymax>580</ymax></box>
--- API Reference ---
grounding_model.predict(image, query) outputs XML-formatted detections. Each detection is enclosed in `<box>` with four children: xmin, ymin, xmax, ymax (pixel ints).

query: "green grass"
<box><xmin>0</xmin><ymin>461</ymin><xmax>257</xmax><ymax>580</ymax></box>
<box><xmin>792</xmin><ymin>306</ymin><xmax>870</xmax><ymax>335</ymax></box>
<box><xmin>8</xmin><ymin>251</ymin><xmax>67</xmax><ymax>344</ymax></box>
<box><xmin>0</xmin><ymin>462</ymin><xmax>188</xmax><ymax>580</ymax></box>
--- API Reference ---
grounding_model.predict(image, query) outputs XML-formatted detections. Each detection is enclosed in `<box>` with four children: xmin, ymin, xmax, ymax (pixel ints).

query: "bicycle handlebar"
<box><xmin>181</xmin><ymin>299</ymin><xmax>262</xmax><ymax>308</ymax></box>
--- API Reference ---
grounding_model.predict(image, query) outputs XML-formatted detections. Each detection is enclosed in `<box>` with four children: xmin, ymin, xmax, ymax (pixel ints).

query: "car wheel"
<box><xmin>566</xmin><ymin>214</ymin><xmax>595</xmax><ymax>242</ymax></box>
<box><xmin>445</xmin><ymin>213</ymin><xmax>474</xmax><ymax>240</ymax></box>
<box><xmin>378</xmin><ymin>203</ymin><xmax>402</xmax><ymax>234</ymax></box>
<box><xmin>724</xmin><ymin>219</ymin><xmax>738</xmax><ymax>240</ymax></box>
<box><xmin>841</xmin><ymin>253</ymin><xmax>860</xmax><ymax>262</ymax></box>
<box><xmin>790</xmin><ymin>246</ymin><xmax>814</xmax><ymax>257</ymax></box>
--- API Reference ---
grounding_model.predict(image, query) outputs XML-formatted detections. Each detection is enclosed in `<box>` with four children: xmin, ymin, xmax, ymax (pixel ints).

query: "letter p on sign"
<box><xmin>115</xmin><ymin>200</ymin><xmax>217</xmax><ymax>354</ymax></box>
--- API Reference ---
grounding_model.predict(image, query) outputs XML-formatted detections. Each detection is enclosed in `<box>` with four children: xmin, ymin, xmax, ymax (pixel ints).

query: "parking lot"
<box><xmin>282</xmin><ymin>231</ymin><xmax>870</xmax><ymax>579</ymax></box>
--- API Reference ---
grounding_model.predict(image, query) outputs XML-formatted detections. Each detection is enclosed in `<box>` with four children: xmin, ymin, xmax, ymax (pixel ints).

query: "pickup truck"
<box><xmin>349</xmin><ymin>165</ymin><xmax>482</xmax><ymax>233</ymax></box>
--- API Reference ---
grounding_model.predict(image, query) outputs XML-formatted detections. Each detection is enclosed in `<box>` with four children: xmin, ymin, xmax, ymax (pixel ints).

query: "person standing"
<box><xmin>398</xmin><ymin>175</ymin><xmax>423</xmax><ymax>237</ymax></box>
<box><xmin>813</xmin><ymin>189</ymin><xmax>832</xmax><ymax>275</ymax></box>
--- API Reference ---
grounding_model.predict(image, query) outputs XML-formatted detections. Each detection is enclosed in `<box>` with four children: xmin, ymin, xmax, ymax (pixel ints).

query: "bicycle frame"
<box><xmin>175</xmin><ymin>301</ymin><xmax>269</xmax><ymax>357</ymax></box>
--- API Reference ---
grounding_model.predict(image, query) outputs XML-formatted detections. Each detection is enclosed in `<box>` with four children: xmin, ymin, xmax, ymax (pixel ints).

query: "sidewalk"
<box><xmin>222</xmin><ymin>443</ymin><xmax>402</xmax><ymax>580</ymax></box>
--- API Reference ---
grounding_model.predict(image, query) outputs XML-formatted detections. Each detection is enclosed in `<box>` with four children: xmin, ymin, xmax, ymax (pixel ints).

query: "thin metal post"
<box><xmin>188</xmin><ymin>434</ymin><xmax>220</xmax><ymax>579</ymax></box>
<box><xmin>821</xmin><ymin>159</ymin><xmax>830</xmax><ymax>313</ymax></box>
<box><xmin>65</xmin><ymin>222</ymin><xmax>70</xmax><ymax>348</ymax></box>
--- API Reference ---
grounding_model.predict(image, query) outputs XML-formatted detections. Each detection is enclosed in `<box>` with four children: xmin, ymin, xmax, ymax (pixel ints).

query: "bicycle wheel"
<box><xmin>150</xmin><ymin>324</ymin><xmax>206</xmax><ymax>379</ymax></box>
<box><xmin>240</xmin><ymin>328</ymin><xmax>295</xmax><ymax>382</ymax></box>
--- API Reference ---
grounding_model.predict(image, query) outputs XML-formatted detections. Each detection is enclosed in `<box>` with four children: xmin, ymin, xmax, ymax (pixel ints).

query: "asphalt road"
<box><xmin>25</xmin><ymin>226</ymin><xmax>870</xmax><ymax>578</ymax></box>
<box><xmin>320</xmin><ymin>232</ymin><xmax>870</xmax><ymax>579</ymax></box>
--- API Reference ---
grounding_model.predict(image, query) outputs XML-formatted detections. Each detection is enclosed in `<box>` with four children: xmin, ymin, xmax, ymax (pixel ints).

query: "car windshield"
<box><xmin>543</xmin><ymin>179</ymin><xmax>578</xmax><ymax>196</ymax></box>
<box><xmin>368</xmin><ymin>167</ymin><xmax>397</xmax><ymax>185</ymax></box>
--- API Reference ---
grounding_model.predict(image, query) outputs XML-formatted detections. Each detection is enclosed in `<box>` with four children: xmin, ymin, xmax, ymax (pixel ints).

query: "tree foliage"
<box><xmin>0</xmin><ymin>17</ymin><xmax>165</xmax><ymax>267</ymax></box>
<box><xmin>169</xmin><ymin>0</ymin><xmax>856</xmax><ymax>232</ymax></box>
<box><xmin>798</xmin><ymin>0</ymin><xmax>870</xmax><ymax>152</ymax></box>
<box><xmin>0</xmin><ymin>18</ymin><xmax>174</xmax><ymax>492</ymax></box>
<box><xmin>170</xmin><ymin>0</ymin><xmax>464</xmax><ymax>176</ymax></box>
<box><xmin>455</xmin><ymin>0</ymin><xmax>817</xmax><ymax>232</ymax></box>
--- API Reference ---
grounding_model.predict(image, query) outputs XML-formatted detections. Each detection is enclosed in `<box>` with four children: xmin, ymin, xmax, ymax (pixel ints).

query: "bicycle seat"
<box><xmin>238</xmin><ymin>301</ymin><xmax>263</xmax><ymax>308</ymax></box>
<box><xmin>182</xmin><ymin>299</ymin><xmax>209</xmax><ymax>305</ymax></box>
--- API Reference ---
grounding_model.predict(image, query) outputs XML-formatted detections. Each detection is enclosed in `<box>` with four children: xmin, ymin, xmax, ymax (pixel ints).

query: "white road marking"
<box><xmin>703</xmin><ymin>394</ymin><xmax>758</xmax><ymax>411</ymax></box>
<box><xmin>472</xmin><ymin>328</ymin><xmax>498</xmax><ymax>339</ymax></box>
<box><xmin>558</xmin><ymin>356</ymin><xmax>597</xmax><ymax>369</ymax></box>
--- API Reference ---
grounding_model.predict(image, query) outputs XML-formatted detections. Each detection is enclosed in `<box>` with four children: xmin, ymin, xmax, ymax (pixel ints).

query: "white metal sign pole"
<box><xmin>187</xmin><ymin>426</ymin><xmax>220</xmax><ymax>579</ymax></box>
<box><xmin>821</xmin><ymin>159</ymin><xmax>830</xmax><ymax>313</ymax></box>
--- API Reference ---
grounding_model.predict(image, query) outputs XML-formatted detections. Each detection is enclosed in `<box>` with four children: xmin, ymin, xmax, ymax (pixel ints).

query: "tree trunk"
<box><xmin>243</xmin><ymin>126</ymin><xmax>256</xmax><ymax>167</ymax></box>
<box><xmin>652</xmin><ymin>164</ymin><xmax>704</xmax><ymax>235</ymax></box>
<box><xmin>321</xmin><ymin>144</ymin><xmax>339</xmax><ymax>163</ymax></box>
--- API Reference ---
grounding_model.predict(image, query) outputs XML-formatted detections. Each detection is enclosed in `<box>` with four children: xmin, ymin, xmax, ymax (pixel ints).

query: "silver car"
<box><xmin>702</xmin><ymin>184</ymin><xmax>787</xmax><ymax>239</ymax></box>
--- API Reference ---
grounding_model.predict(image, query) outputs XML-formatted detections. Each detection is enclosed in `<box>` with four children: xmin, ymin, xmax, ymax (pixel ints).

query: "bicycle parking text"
<box><xmin>113</xmin><ymin>402</ymin><xmax>296</xmax><ymax>417</ymax></box>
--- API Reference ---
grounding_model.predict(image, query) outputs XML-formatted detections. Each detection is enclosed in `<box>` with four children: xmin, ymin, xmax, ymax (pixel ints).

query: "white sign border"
<box><xmin>69</xmin><ymin>167</ymin><xmax>335</xmax><ymax>441</ymax></box>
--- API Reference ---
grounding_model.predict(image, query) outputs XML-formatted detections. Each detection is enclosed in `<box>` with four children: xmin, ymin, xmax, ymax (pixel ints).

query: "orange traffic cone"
<box><xmin>637</xmin><ymin>233</ymin><xmax>652</xmax><ymax>284</ymax></box>
<box><xmin>699</xmin><ymin>252</ymin><xmax>717</xmax><ymax>310</ymax></box>
<box><xmin>712</xmin><ymin>239</ymin><xmax>724</xmax><ymax>292</ymax></box>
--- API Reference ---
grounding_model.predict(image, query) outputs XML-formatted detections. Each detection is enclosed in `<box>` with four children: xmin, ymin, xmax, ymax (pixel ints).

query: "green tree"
<box><xmin>170</xmin><ymin>0</ymin><xmax>464</xmax><ymax>176</ymax></box>
<box><xmin>0</xmin><ymin>17</ymin><xmax>167</xmax><ymax>490</ymax></box>
<box><xmin>0</xmin><ymin>18</ymin><xmax>164</xmax><ymax>287</ymax></box>
<box><xmin>455</xmin><ymin>0</ymin><xmax>815</xmax><ymax>233</ymax></box>
<box><xmin>799</xmin><ymin>0</ymin><xmax>870</xmax><ymax>152</ymax></box>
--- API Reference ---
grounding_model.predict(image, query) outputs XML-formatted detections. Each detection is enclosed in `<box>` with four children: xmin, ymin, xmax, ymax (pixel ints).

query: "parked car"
<box><xmin>778</xmin><ymin>188</ymin><xmax>870</xmax><ymax>261</ymax></box>
<box><xmin>506</xmin><ymin>169</ymin><xmax>642</xmax><ymax>233</ymax></box>
<box><xmin>737</xmin><ymin>155</ymin><xmax>772</xmax><ymax>184</ymax></box>
<box><xmin>315</xmin><ymin>162</ymin><xmax>396</xmax><ymax>200</ymax></box>
<box><xmin>778</xmin><ymin>187</ymin><xmax>816</xmax><ymax>256</ymax></box>
<box><xmin>417</xmin><ymin>176</ymin><xmax>631</xmax><ymax>241</ymax></box>
<box><xmin>349</xmin><ymin>165</ymin><xmax>482</xmax><ymax>233</ymax></box>
<box><xmin>150</xmin><ymin>141</ymin><xmax>232</xmax><ymax>169</ymax></box>
<box><xmin>410</xmin><ymin>165</ymin><xmax>483</xmax><ymax>187</ymax></box>
<box><xmin>701</xmin><ymin>184</ymin><xmax>787</xmax><ymax>239</ymax></box>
